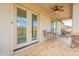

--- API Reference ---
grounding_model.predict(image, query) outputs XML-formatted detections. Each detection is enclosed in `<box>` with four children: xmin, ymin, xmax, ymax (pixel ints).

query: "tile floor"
<box><xmin>14</xmin><ymin>37</ymin><xmax>79</xmax><ymax>56</ymax></box>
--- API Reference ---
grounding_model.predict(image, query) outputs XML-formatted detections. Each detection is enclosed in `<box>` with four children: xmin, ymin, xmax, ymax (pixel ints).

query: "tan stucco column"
<box><xmin>72</xmin><ymin>4</ymin><xmax>79</xmax><ymax>35</ymax></box>
<box><xmin>71</xmin><ymin>4</ymin><xmax>79</xmax><ymax>48</ymax></box>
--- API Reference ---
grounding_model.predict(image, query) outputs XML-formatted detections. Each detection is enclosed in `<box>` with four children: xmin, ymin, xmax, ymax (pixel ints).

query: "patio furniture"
<box><xmin>43</xmin><ymin>30</ymin><xmax>57</xmax><ymax>40</ymax></box>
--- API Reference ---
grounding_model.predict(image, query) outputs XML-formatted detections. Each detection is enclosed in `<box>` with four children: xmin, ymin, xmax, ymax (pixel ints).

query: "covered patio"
<box><xmin>0</xmin><ymin>3</ymin><xmax>79</xmax><ymax>56</ymax></box>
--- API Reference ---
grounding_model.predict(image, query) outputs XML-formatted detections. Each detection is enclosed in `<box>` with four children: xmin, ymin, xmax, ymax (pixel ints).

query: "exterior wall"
<box><xmin>71</xmin><ymin>4</ymin><xmax>79</xmax><ymax>48</ymax></box>
<box><xmin>0</xmin><ymin>3</ymin><xmax>65</xmax><ymax>55</ymax></box>
<box><xmin>0</xmin><ymin>4</ymin><xmax>52</xmax><ymax>55</ymax></box>
<box><xmin>0</xmin><ymin>4</ymin><xmax>12</xmax><ymax>55</ymax></box>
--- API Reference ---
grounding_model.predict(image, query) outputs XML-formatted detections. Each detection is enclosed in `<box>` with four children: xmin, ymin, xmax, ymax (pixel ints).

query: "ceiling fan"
<box><xmin>51</xmin><ymin>5</ymin><xmax>64</xmax><ymax>13</ymax></box>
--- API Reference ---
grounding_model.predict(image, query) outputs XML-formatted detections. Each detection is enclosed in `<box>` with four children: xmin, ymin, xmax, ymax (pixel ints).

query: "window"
<box><xmin>51</xmin><ymin>19</ymin><xmax>57</xmax><ymax>32</ymax></box>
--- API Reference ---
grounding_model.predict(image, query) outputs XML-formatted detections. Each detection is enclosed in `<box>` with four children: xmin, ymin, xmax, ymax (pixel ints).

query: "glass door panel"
<box><xmin>17</xmin><ymin>7</ymin><xmax>27</xmax><ymax>44</ymax></box>
<box><xmin>32</xmin><ymin>14</ymin><xmax>37</xmax><ymax>41</ymax></box>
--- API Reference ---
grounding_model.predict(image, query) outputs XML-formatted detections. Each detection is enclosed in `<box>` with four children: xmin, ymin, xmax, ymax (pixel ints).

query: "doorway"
<box><xmin>14</xmin><ymin>5</ymin><xmax>39</xmax><ymax>50</ymax></box>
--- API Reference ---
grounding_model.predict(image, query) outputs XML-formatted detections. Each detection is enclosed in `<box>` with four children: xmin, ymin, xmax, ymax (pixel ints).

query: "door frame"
<box><xmin>30</xmin><ymin>10</ymin><xmax>39</xmax><ymax>44</ymax></box>
<box><xmin>13</xmin><ymin>4</ymin><xmax>40</xmax><ymax>50</ymax></box>
<box><xmin>14</xmin><ymin>5</ymin><xmax>29</xmax><ymax>49</ymax></box>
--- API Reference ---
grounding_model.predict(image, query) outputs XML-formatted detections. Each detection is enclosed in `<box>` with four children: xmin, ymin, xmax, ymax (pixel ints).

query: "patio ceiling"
<box><xmin>20</xmin><ymin>3</ymin><xmax>72</xmax><ymax>21</ymax></box>
<box><xmin>39</xmin><ymin>3</ymin><xmax>72</xmax><ymax>20</ymax></box>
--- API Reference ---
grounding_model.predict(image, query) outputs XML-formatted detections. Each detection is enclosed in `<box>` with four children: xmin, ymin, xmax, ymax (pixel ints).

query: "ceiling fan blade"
<box><xmin>59</xmin><ymin>6</ymin><xmax>64</xmax><ymax>9</ymax></box>
<box><xmin>58</xmin><ymin>8</ymin><xmax>64</xmax><ymax>11</ymax></box>
<box><xmin>57</xmin><ymin>6</ymin><xmax>64</xmax><ymax>11</ymax></box>
<box><xmin>51</xmin><ymin>7</ymin><xmax>56</xmax><ymax>11</ymax></box>
<box><xmin>50</xmin><ymin>5</ymin><xmax>64</xmax><ymax>12</ymax></box>
<box><xmin>56</xmin><ymin>6</ymin><xmax>60</xmax><ymax>9</ymax></box>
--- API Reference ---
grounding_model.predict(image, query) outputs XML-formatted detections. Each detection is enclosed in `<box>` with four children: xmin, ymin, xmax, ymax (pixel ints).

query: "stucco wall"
<box><xmin>0</xmin><ymin>3</ymin><xmax>62</xmax><ymax>55</ymax></box>
<box><xmin>0</xmin><ymin>4</ymin><xmax>12</xmax><ymax>55</ymax></box>
<box><xmin>0</xmin><ymin>3</ymin><xmax>52</xmax><ymax>55</ymax></box>
<box><xmin>73</xmin><ymin>4</ymin><xmax>79</xmax><ymax>34</ymax></box>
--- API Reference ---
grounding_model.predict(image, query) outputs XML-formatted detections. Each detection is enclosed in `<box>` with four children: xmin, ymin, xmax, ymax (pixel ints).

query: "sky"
<box><xmin>62</xmin><ymin>19</ymin><xmax>72</xmax><ymax>26</ymax></box>
<box><xmin>17</xmin><ymin>17</ymin><xmax>27</xmax><ymax>27</ymax></box>
<box><xmin>17</xmin><ymin>16</ymin><xmax>37</xmax><ymax>27</ymax></box>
